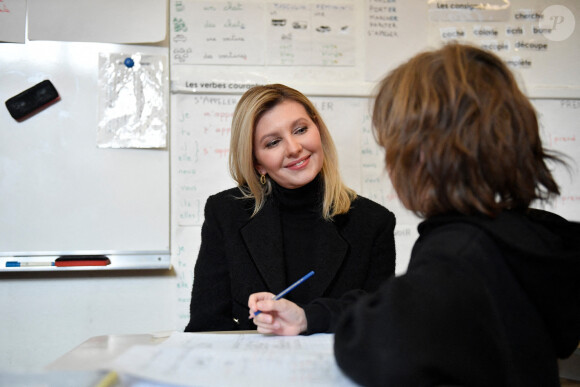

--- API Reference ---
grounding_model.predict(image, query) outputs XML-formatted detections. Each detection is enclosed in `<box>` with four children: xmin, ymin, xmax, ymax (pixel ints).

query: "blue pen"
<box><xmin>6</xmin><ymin>261</ymin><xmax>55</xmax><ymax>267</ymax></box>
<box><xmin>254</xmin><ymin>270</ymin><xmax>315</xmax><ymax>316</ymax></box>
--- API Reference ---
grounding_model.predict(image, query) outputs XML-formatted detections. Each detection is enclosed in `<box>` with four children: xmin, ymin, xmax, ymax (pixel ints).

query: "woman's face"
<box><xmin>253</xmin><ymin>100</ymin><xmax>324</xmax><ymax>189</ymax></box>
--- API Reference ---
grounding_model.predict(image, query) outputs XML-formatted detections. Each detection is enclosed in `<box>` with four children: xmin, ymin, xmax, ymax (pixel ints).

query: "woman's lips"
<box><xmin>286</xmin><ymin>155</ymin><xmax>310</xmax><ymax>170</ymax></box>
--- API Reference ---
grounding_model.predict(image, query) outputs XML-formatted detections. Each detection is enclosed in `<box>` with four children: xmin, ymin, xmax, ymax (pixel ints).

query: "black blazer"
<box><xmin>185</xmin><ymin>187</ymin><xmax>396</xmax><ymax>332</ymax></box>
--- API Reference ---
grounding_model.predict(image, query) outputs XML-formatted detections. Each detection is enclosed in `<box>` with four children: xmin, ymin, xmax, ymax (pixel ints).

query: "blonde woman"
<box><xmin>185</xmin><ymin>84</ymin><xmax>396</xmax><ymax>332</ymax></box>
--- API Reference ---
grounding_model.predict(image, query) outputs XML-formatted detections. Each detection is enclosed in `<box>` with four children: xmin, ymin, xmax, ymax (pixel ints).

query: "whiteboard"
<box><xmin>0</xmin><ymin>40</ymin><xmax>170</xmax><ymax>261</ymax></box>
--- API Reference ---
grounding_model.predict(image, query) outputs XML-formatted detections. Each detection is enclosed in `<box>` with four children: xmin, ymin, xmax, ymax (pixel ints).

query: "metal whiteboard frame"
<box><xmin>0</xmin><ymin>251</ymin><xmax>171</xmax><ymax>272</ymax></box>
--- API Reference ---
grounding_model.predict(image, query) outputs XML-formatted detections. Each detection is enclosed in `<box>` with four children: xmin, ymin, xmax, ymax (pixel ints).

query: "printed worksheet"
<box><xmin>108</xmin><ymin>333</ymin><xmax>359</xmax><ymax>386</ymax></box>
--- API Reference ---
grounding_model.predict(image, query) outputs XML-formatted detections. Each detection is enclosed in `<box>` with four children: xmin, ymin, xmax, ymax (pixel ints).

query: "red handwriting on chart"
<box><xmin>0</xmin><ymin>0</ymin><xmax>11</xmax><ymax>13</ymax></box>
<box><xmin>553</xmin><ymin>135</ymin><xmax>576</xmax><ymax>144</ymax></box>
<box><xmin>203</xmin><ymin>147</ymin><xmax>230</xmax><ymax>158</ymax></box>
<box><xmin>561</xmin><ymin>195</ymin><xmax>580</xmax><ymax>203</ymax></box>
<box><xmin>203</xmin><ymin>111</ymin><xmax>234</xmax><ymax>122</ymax></box>
<box><xmin>203</xmin><ymin>126</ymin><xmax>231</xmax><ymax>136</ymax></box>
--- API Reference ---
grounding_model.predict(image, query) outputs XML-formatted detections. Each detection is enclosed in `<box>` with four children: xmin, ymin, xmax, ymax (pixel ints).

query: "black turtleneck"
<box><xmin>272</xmin><ymin>175</ymin><xmax>325</xmax><ymax>304</ymax></box>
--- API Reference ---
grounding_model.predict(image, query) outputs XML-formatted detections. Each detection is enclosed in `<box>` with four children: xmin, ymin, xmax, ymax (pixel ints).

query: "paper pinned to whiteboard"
<box><xmin>97</xmin><ymin>53</ymin><xmax>168</xmax><ymax>149</ymax></box>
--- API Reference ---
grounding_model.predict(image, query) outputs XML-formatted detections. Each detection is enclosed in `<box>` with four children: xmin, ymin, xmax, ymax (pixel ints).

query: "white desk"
<box><xmin>1</xmin><ymin>336</ymin><xmax>167</xmax><ymax>387</ymax></box>
<box><xmin>47</xmin><ymin>333</ymin><xmax>170</xmax><ymax>371</ymax></box>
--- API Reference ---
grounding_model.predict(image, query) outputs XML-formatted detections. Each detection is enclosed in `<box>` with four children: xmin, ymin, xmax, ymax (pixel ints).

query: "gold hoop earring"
<box><xmin>260</xmin><ymin>174</ymin><xmax>266</xmax><ymax>185</ymax></box>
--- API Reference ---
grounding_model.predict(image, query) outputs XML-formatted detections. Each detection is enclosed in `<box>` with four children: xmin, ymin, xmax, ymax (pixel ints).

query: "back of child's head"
<box><xmin>373</xmin><ymin>43</ymin><xmax>562</xmax><ymax>217</ymax></box>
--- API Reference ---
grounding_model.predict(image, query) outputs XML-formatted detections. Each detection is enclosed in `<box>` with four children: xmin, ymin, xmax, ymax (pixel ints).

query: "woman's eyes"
<box><xmin>264</xmin><ymin>126</ymin><xmax>308</xmax><ymax>148</ymax></box>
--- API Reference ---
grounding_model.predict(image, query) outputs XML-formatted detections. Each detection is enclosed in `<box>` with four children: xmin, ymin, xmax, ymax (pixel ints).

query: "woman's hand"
<box><xmin>248</xmin><ymin>292</ymin><xmax>308</xmax><ymax>336</ymax></box>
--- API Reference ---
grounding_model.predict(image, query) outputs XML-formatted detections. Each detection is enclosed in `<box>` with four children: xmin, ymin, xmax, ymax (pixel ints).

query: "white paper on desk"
<box><xmin>28</xmin><ymin>0</ymin><xmax>166</xmax><ymax>43</ymax></box>
<box><xmin>0</xmin><ymin>0</ymin><xmax>27</xmax><ymax>43</ymax></box>
<box><xmin>108</xmin><ymin>333</ymin><xmax>359</xmax><ymax>386</ymax></box>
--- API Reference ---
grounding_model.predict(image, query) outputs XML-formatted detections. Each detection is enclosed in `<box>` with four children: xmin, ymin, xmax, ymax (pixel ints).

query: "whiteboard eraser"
<box><xmin>5</xmin><ymin>80</ymin><xmax>61</xmax><ymax>121</ymax></box>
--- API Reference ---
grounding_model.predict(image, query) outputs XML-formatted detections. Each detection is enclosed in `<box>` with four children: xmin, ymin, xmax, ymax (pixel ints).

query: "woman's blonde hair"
<box><xmin>229</xmin><ymin>84</ymin><xmax>356</xmax><ymax>219</ymax></box>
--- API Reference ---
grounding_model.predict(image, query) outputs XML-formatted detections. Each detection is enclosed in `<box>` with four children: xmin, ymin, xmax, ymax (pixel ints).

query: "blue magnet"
<box><xmin>124</xmin><ymin>57</ymin><xmax>135</xmax><ymax>68</ymax></box>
